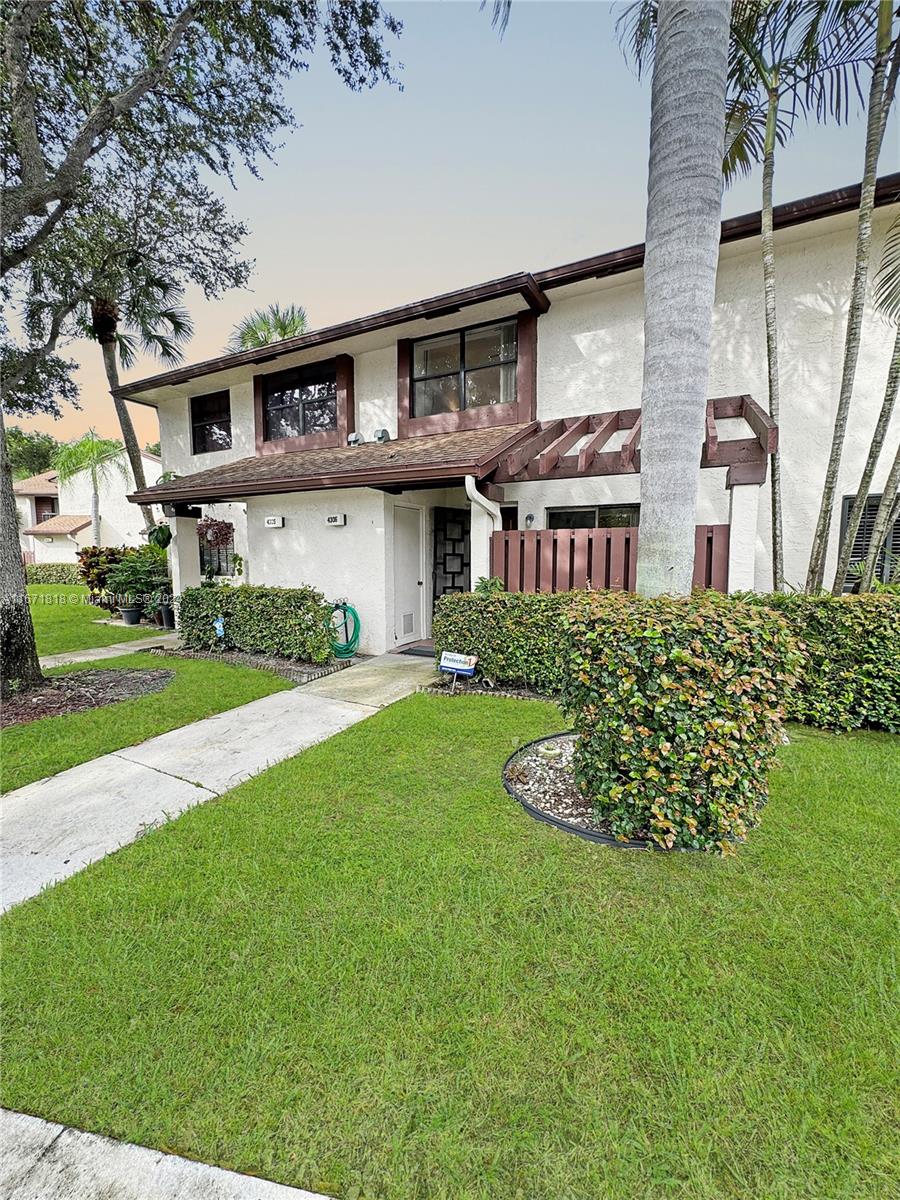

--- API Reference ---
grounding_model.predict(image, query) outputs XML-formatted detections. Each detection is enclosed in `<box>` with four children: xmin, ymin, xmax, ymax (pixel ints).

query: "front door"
<box><xmin>432</xmin><ymin>506</ymin><xmax>470</xmax><ymax>606</ymax></box>
<box><xmin>393</xmin><ymin>505</ymin><xmax>424</xmax><ymax>645</ymax></box>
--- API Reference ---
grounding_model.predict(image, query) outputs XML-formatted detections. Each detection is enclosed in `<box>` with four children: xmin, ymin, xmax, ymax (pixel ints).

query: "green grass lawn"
<box><xmin>28</xmin><ymin>584</ymin><xmax>156</xmax><ymax>655</ymax></box>
<box><xmin>1</xmin><ymin>653</ymin><xmax>291</xmax><ymax>793</ymax></box>
<box><xmin>2</xmin><ymin>695</ymin><xmax>898</xmax><ymax>1199</ymax></box>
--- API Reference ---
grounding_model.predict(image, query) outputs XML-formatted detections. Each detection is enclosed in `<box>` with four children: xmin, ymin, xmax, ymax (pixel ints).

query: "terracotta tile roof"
<box><xmin>13</xmin><ymin>470</ymin><xmax>58</xmax><ymax>496</ymax></box>
<box><xmin>130</xmin><ymin>424</ymin><xmax>535</xmax><ymax>504</ymax></box>
<box><xmin>23</xmin><ymin>513</ymin><xmax>90</xmax><ymax>536</ymax></box>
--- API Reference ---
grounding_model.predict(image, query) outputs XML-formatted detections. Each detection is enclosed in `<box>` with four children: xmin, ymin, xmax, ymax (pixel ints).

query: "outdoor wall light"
<box><xmin>374</xmin><ymin>428</ymin><xmax>391</xmax><ymax>444</ymax></box>
<box><xmin>525</xmin><ymin>513</ymin><xmax>535</xmax><ymax>528</ymax></box>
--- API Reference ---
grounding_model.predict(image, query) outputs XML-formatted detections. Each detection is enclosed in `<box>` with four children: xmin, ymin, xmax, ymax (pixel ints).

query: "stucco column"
<box><xmin>169</xmin><ymin>515</ymin><xmax>201</xmax><ymax>597</ymax></box>
<box><xmin>726</xmin><ymin>483</ymin><xmax>760</xmax><ymax>593</ymax></box>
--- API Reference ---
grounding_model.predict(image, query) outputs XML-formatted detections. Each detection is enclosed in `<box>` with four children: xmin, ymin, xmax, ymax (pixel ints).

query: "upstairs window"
<box><xmin>262</xmin><ymin>363</ymin><xmax>337</xmax><ymax>441</ymax></box>
<box><xmin>840</xmin><ymin>493</ymin><xmax>900</xmax><ymax>589</ymax></box>
<box><xmin>411</xmin><ymin>320</ymin><xmax>517</xmax><ymax>417</ymax></box>
<box><xmin>191</xmin><ymin>391</ymin><xmax>232</xmax><ymax>455</ymax></box>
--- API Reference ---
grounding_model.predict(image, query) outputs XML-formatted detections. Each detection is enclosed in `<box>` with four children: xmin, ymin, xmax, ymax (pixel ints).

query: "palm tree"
<box><xmin>632</xmin><ymin>1</ymin><xmax>733</xmax><ymax>596</ymax></box>
<box><xmin>226</xmin><ymin>303</ymin><xmax>308</xmax><ymax>353</ymax></box>
<box><xmin>858</xmin><ymin>448</ymin><xmax>899</xmax><ymax>591</ymax></box>
<box><xmin>52</xmin><ymin>430</ymin><xmax>128</xmax><ymax>546</ymax></box>
<box><xmin>805</xmin><ymin>0</ymin><xmax>899</xmax><ymax>591</ymax></box>
<box><xmin>724</xmin><ymin>0</ymin><xmax>875</xmax><ymax>591</ymax></box>
<box><xmin>86</xmin><ymin>279</ymin><xmax>192</xmax><ymax>533</ymax></box>
<box><xmin>831</xmin><ymin>210</ymin><xmax>900</xmax><ymax>592</ymax></box>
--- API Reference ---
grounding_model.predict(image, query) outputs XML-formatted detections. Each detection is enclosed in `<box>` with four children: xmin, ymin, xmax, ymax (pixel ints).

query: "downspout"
<box><xmin>464</xmin><ymin>475</ymin><xmax>501</xmax><ymax>531</ymax></box>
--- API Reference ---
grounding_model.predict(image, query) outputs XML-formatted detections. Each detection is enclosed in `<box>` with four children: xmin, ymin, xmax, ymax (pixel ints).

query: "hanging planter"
<box><xmin>197</xmin><ymin>516</ymin><xmax>234</xmax><ymax>548</ymax></box>
<box><xmin>148</xmin><ymin>523</ymin><xmax>172</xmax><ymax>549</ymax></box>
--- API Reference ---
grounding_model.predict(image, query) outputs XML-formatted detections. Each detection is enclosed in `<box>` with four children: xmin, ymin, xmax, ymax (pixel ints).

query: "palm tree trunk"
<box><xmin>858</xmin><ymin>441</ymin><xmax>900</xmax><ymax>591</ymax></box>
<box><xmin>90</xmin><ymin>475</ymin><xmax>101</xmax><ymax>545</ymax></box>
<box><xmin>93</xmin><ymin>300</ymin><xmax>155</xmax><ymax>532</ymax></box>
<box><xmin>761</xmin><ymin>84</ymin><xmax>784</xmax><ymax>592</ymax></box>
<box><xmin>805</xmin><ymin>3</ymin><xmax>896</xmax><ymax>592</ymax></box>
<box><xmin>635</xmin><ymin>0</ymin><xmax>732</xmax><ymax>597</ymax></box>
<box><xmin>0</xmin><ymin>403</ymin><xmax>43</xmax><ymax>695</ymax></box>
<box><xmin>830</xmin><ymin>327</ymin><xmax>900</xmax><ymax>593</ymax></box>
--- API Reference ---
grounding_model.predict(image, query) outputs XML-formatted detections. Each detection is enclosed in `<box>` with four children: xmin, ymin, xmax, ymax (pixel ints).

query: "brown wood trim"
<box><xmin>254</xmin><ymin>355</ymin><xmax>355</xmax><ymax>456</ymax></box>
<box><xmin>502</xmin><ymin>420</ymin><xmax>565</xmax><ymax>477</ymax></box>
<box><xmin>515</xmin><ymin>311</ymin><xmax>538</xmax><ymax>423</ymax></box>
<box><xmin>397</xmin><ymin>338</ymin><xmax>411</xmax><ymax>440</ymax></box>
<box><xmin>726</xmin><ymin>461</ymin><xmax>768</xmax><ymax>487</ymax></box>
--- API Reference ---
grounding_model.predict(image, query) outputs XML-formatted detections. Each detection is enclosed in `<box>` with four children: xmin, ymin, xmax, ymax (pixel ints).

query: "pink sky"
<box><xmin>15</xmin><ymin>1</ymin><xmax>890</xmax><ymax>449</ymax></box>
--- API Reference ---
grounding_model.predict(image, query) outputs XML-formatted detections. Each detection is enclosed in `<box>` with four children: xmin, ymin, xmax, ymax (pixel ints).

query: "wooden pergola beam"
<box><xmin>741</xmin><ymin>394</ymin><xmax>778</xmax><ymax>454</ymax></box>
<box><xmin>620</xmin><ymin>416</ymin><xmax>641</xmax><ymax>469</ymax></box>
<box><xmin>577</xmin><ymin>411</ymin><xmax>619</xmax><ymax>472</ymax></box>
<box><xmin>501</xmin><ymin>419</ymin><xmax>565</xmax><ymax>477</ymax></box>
<box><xmin>705</xmin><ymin>401</ymin><xmax>718</xmax><ymax>463</ymax></box>
<box><xmin>537</xmin><ymin>416</ymin><xmax>590</xmax><ymax>476</ymax></box>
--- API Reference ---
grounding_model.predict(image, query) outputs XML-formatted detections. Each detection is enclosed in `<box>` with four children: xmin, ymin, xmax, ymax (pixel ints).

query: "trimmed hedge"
<box><xmin>177</xmin><ymin>584</ymin><xmax>333</xmax><ymax>664</ymax></box>
<box><xmin>742</xmin><ymin>592</ymin><xmax>900</xmax><ymax>732</ymax></box>
<box><xmin>24</xmin><ymin>562</ymin><xmax>81</xmax><ymax>585</ymax></box>
<box><xmin>562</xmin><ymin>592</ymin><xmax>801</xmax><ymax>853</ymax></box>
<box><xmin>432</xmin><ymin>592</ymin><xmax>572</xmax><ymax>692</ymax></box>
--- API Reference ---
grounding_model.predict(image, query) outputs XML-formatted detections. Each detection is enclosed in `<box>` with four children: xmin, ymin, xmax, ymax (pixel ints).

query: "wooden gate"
<box><xmin>489</xmin><ymin>525</ymin><xmax>730</xmax><ymax>593</ymax></box>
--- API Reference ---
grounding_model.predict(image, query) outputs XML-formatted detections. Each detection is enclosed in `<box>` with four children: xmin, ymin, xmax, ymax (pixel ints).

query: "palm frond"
<box><xmin>225</xmin><ymin>303</ymin><xmax>309</xmax><ymax>353</ymax></box>
<box><xmin>51</xmin><ymin>430</ymin><xmax>126</xmax><ymax>484</ymax></box>
<box><xmin>479</xmin><ymin>0</ymin><xmax>511</xmax><ymax>37</ymax></box>
<box><xmin>874</xmin><ymin>209</ymin><xmax>900</xmax><ymax>324</ymax></box>
<box><xmin>616</xmin><ymin>0</ymin><xmax>657</xmax><ymax>78</ymax></box>
<box><xmin>116</xmin><ymin>331</ymin><xmax>139</xmax><ymax>370</ymax></box>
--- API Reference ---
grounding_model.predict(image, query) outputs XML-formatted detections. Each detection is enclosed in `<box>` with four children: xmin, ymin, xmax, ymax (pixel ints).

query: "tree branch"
<box><xmin>0</xmin><ymin>195</ymin><xmax>75</xmax><ymax>277</ymax></box>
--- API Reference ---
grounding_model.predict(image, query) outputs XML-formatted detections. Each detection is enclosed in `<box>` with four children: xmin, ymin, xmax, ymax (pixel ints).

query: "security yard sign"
<box><xmin>439</xmin><ymin>651</ymin><xmax>477</xmax><ymax>692</ymax></box>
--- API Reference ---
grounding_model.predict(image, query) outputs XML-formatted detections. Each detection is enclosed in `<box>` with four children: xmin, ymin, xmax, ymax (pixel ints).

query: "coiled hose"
<box><xmin>329</xmin><ymin>601</ymin><xmax>360</xmax><ymax>659</ymax></box>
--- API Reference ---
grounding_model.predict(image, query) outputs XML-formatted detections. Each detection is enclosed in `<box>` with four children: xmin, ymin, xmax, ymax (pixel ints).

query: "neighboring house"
<box><xmin>17</xmin><ymin>450</ymin><xmax>162</xmax><ymax>564</ymax></box>
<box><xmin>14</xmin><ymin>471</ymin><xmax>60</xmax><ymax>560</ymax></box>
<box><xmin>124</xmin><ymin>176</ymin><xmax>900</xmax><ymax>656</ymax></box>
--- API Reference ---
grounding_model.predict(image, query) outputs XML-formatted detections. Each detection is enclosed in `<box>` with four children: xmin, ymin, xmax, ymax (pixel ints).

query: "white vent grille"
<box><xmin>402</xmin><ymin>612</ymin><xmax>414</xmax><ymax>635</ymax></box>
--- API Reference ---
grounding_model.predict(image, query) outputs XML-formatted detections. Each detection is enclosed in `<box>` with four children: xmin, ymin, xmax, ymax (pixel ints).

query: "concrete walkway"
<box><xmin>1</xmin><ymin>653</ymin><xmax>435</xmax><ymax>912</ymax></box>
<box><xmin>39</xmin><ymin>632</ymin><xmax>179</xmax><ymax>669</ymax></box>
<box><xmin>0</xmin><ymin>1109</ymin><xmax>328</xmax><ymax>1200</ymax></box>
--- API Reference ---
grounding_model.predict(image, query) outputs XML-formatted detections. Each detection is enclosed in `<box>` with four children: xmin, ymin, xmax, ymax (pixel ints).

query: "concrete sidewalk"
<box><xmin>0</xmin><ymin>1109</ymin><xmax>328</xmax><ymax>1200</ymax></box>
<box><xmin>39</xmin><ymin>632</ymin><xmax>180</xmax><ymax>669</ymax></box>
<box><xmin>1</xmin><ymin>653</ymin><xmax>435</xmax><ymax>912</ymax></box>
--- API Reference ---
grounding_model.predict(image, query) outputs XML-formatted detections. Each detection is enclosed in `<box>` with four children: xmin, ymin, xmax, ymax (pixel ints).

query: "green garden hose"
<box><xmin>329</xmin><ymin>601</ymin><xmax>360</xmax><ymax>659</ymax></box>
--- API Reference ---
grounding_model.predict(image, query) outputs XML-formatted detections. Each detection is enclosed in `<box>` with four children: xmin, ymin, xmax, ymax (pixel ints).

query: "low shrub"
<box><xmin>105</xmin><ymin>548</ymin><xmax>171</xmax><ymax>609</ymax></box>
<box><xmin>77</xmin><ymin>545</ymin><xmax>132</xmax><ymax>606</ymax></box>
<box><xmin>742</xmin><ymin>591</ymin><xmax>900</xmax><ymax>732</ymax></box>
<box><xmin>562</xmin><ymin>592</ymin><xmax>801</xmax><ymax>854</ymax></box>
<box><xmin>432</xmin><ymin>591</ymin><xmax>572</xmax><ymax>692</ymax></box>
<box><xmin>24</xmin><ymin>562</ymin><xmax>80</xmax><ymax>585</ymax></box>
<box><xmin>177</xmin><ymin>584</ymin><xmax>333</xmax><ymax>664</ymax></box>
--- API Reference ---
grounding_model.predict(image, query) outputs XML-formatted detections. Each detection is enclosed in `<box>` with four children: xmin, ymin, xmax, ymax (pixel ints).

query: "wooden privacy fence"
<box><xmin>490</xmin><ymin>525</ymin><xmax>730</xmax><ymax>593</ymax></box>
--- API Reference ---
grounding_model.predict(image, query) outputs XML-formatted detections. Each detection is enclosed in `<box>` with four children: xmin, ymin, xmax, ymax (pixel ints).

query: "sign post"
<box><xmin>439</xmin><ymin>651</ymin><xmax>477</xmax><ymax>694</ymax></box>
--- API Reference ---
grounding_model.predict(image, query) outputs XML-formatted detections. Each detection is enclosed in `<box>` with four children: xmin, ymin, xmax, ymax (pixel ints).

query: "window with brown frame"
<box><xmin>190</xmin><ymin>391</ymin><xmax>232</xmax><ymax>455</ymax></box>
<box><xmin>411</xmin><ymin>320</ymin><xmax>517</xmax><ymax>418</ymax></box>
<box><xmin>262</xmin><ymin>363</ymin><xmax>338</xmax><ymax>441</ymax></box>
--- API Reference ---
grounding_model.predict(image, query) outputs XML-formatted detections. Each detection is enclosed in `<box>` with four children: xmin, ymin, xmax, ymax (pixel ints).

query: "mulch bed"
<box><xmin>504</xmin><ymin>733</ymin><xmax>656</xmax><ymax>849</ymax></box>
<box><xmin>149</xmin><ymin>647</ymin><xmax>352</xmax><ymax>685</ymax></box>
<box><xmin>1</xmin><ymin>669</ymin><xmax>175</xmax><ymax>728</ymax></box>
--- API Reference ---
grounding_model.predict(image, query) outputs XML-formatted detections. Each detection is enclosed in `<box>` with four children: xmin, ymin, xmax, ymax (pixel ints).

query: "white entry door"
<box><xmin>393</xmin><ymin>505</ymin><xmax>424</xmax><ymax>645</ymax></box>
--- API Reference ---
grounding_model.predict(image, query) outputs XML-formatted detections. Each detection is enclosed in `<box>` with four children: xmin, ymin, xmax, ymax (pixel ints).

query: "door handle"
<box><xmin>417</xmin><ymin>580</ymin><xmax>423</xmax><ymax>586</ymax></box>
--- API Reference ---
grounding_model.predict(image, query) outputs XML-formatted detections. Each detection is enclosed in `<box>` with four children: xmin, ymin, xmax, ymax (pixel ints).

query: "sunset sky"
<box><xmin>16</xmin><ymin>0</ymin><xmax>896</xmax><ymax>448</ymax></box>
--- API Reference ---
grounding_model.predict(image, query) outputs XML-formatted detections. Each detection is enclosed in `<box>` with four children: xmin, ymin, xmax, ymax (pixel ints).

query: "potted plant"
<box><xmin>151</xmin><ymin>585</ymin><xmax>176</xmax><ymax>629</ymax></box>
<box><xmin>105</xmin><ymin>550</ymin><xmax>170</xmax><ymax>626</ymax></box>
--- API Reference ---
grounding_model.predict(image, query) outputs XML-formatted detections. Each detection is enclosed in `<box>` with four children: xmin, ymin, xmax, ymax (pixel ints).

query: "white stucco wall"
<box><xmin>30</xmin><ymin>533</ymin><xmax>79</xmax><ymax>564</ymax></box>
<box><xmin>15</xmin><ymin>496</ymin><xmax>34</xmax><ymax>551</ymax></box>
<box><xmin>534</xmin><ymin>208</ymin><xmax>899</xmax><ymax>590</ymax></box>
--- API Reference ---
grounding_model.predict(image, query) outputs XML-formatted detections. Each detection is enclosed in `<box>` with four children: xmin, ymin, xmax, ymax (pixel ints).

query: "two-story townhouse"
<box><xmin>125</xmin><ymin>176</ymin><xmax>900</xmax><ymax>656</ymax></box>
<box><xmin>18</xmin><ymin>449</ymin><xmax>163</xmax><ymax>564</ymax></box>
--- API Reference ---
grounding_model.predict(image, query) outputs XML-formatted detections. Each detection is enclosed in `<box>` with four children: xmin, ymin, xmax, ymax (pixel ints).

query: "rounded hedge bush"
<box><xmin>177</xmin><ymin>584</ymin><xmax>333</xmax><ymax>664</ymax></box>
<box><xmin>562</xmin><ymin>592</ymin><xmax>802</xmax><ymax>854</ymax></box>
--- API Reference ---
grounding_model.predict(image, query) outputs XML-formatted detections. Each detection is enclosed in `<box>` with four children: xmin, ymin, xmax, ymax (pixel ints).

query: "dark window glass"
<box><xmin>199</xmin><ymin>534</ymin><xmax>234</xmax><ymax>578</ymax></box>
<box><xmin>191</xmin><ymin>391</ymin><xmax>232</xmax><ymax>455</ymax></box>
<box><xmin>547</xmin><ymin>505</ymin><xmax>639</xmax><ymax>530</ymax></box>
<box><xmin>840</xmin><ymin>493</ymin><xmax>900</xmax><ymax>590</ymax></box>
<box><xmin>500</xmin><ymin>505</ymin><xmax>518</xmax><ymax>531</ymax></box>
<box><xmin>411</xmin><ymin>321</ymin><xmax>517</xmax><ymax>418</ymax></box>
<box><xmin>263</xmin><ymin>363</ymin><xmax>338</xmax><ymax>441</ymax></box>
